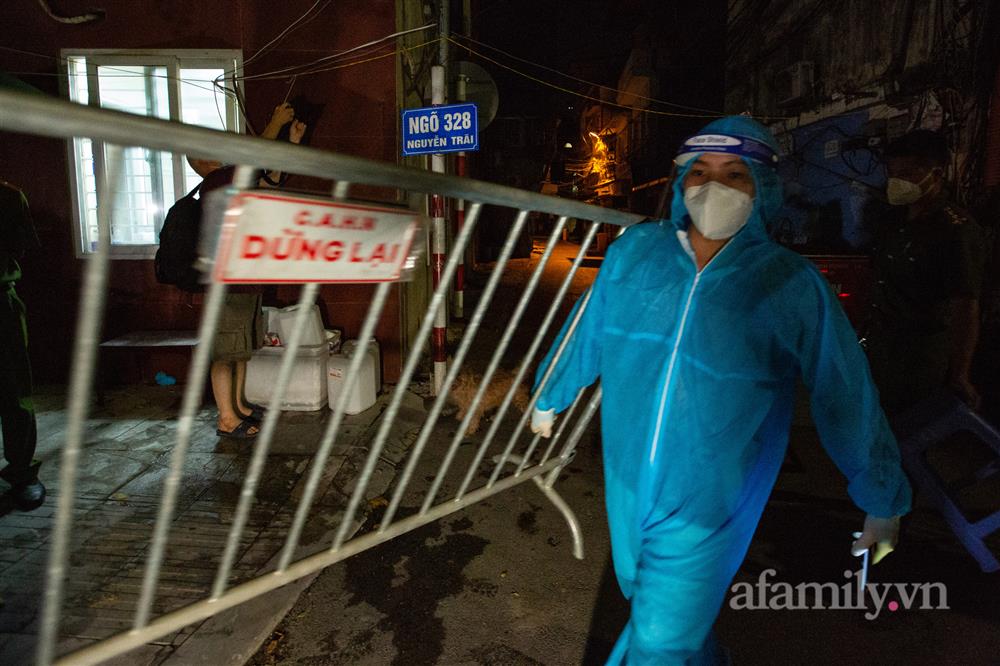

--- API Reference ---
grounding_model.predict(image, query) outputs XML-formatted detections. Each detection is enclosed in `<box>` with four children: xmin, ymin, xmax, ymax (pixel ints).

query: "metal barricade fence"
<box><xmin>0</xmin><ymin>89</ymin><xmax>644</xmax><ymax>665</ymax></box>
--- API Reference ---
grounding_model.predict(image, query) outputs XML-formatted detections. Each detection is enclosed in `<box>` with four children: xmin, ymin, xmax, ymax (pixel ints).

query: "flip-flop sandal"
<box><xmin>216</xmin><ymin>419</ymin><xmax>260</xmax><ymax>440</ymax></box>
<box><xmin>245</xmin><ymin>402</ymin><xmax>266</xmax><ymax>421</ymax></box>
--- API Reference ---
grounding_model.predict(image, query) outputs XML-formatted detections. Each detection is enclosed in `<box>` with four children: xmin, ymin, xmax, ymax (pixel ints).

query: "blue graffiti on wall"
<box><xmin>772</xmin><ymin>109</ymin><xmax>889</xmax><ymax>252</ymax></box>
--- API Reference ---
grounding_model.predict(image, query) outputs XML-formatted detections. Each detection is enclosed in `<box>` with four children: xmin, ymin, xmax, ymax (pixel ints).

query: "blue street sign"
<box><xmin>401</xmin><ymin>102</ymin><xmax>479</xmax><ymax>156</ymax></box>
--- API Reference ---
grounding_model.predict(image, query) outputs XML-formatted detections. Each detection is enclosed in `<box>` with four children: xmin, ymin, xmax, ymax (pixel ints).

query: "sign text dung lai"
<box><xmin>214</xmin><ymin>193</ymin><xmax>421</xmax><ymax>284</ymax></box>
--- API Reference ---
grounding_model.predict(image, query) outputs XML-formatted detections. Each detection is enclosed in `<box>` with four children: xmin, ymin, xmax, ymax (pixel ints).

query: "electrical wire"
<box><xmin>241</xmin><ymin>0</ymin><xmax>331</xmax><ymax>68</ymax></box>
<box><xmin>448</xmin><ymin>37</ymin><xmax>791</xmax><ymax>120</ymax></box>
<box><xmin>449</xmin><ymin>33</ymin><xmax>723</xmax><ymax>115</ymax></box>
<box><xmin>0</xmin><ymin>46</ymin><xmax>239</xmax><ymax>102</ymax></box>
<box><xmin>230</xmin><ymin>23</ymin><xmax>437</xmax><ymax>82</ymax></box>
<box><xmin>1</xmin><ymin>45</ymin><xmax>243</xmax><ymax>134</ymax></box>
<box><xmin>222</xmin><ymin>0</ymin><xmax>331</xmax><ymax>129</ymax></box>
<box><xmin>233</xmin><ymin>43</ymin><xmax>397</xmax><ymax>82</ymax></box>
<box><xmin>1</xmin><ymin>32</ymin><xmax>436</xmax><ymax>134</ymax></box>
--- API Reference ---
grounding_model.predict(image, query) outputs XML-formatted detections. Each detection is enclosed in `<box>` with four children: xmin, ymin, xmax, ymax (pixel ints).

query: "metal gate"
<box><xmin>0</xmin><ymin>89</ymin><xmax>644</xmax><ymax>665</ymax></box>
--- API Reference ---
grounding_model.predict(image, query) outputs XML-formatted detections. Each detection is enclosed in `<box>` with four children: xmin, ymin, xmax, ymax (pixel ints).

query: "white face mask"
<box><xmin>886</xmin><ymin>171</ymin><xmax>935</xmax><ymax>206</ymax></box>
<box><xmin>683</xmin><ymin>181</ymin><xmax>754</xmax><ymax>240</ymax></box>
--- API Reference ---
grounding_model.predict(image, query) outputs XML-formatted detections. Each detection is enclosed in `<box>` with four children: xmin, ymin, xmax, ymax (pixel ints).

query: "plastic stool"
<box><xmin>895</xmin><ymin>393</ymin><xmax>1000</xmax><ymax>573</ymax></box>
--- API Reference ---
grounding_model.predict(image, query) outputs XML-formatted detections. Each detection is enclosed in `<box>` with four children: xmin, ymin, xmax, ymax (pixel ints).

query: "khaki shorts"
<box><xmin>212</xmin><ymin>293</ymin><xmax>263</xmax><ymax>362</ymax></box>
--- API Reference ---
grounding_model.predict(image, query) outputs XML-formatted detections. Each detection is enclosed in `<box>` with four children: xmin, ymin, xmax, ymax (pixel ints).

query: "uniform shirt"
<box><xmin>0</xmin><ymin>181</ymin><xmax>37</xmax><ymax>284</ymax></box>
<box><xmin>871</xmin><ymin>196</ymin><xmax>986</xmax><ymax>335</ymax></box>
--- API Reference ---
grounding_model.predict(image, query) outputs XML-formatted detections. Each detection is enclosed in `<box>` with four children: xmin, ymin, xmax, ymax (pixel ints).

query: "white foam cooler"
<box><xmin>245</xmin><ymin>343</ymin><xmax>328</xmax><ymax>411</ymax></box>
<box><xmin>327</xmin><ymin>345</ymin><xmax>377</xmax><ymax>415</ymax></box>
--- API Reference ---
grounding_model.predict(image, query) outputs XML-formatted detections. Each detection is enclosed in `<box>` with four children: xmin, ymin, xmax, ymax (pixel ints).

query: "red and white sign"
<box><xmin>214</xmin><ymin>192</ymin><xmax>421</xmax><ymax>284</ymax></box>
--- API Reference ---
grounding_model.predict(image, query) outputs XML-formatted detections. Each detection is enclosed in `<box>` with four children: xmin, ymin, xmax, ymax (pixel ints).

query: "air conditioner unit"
<box><xmin>776</xmin><ymin>61</ymin><xmax>814</xmax><ymax>106</ymax></box>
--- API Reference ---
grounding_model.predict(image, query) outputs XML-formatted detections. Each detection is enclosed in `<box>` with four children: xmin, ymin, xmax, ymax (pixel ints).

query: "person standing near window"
<box><xmin>194</xmin><ymin>103</ymin><xmax>307</xmax><ymax>439</ymax></box>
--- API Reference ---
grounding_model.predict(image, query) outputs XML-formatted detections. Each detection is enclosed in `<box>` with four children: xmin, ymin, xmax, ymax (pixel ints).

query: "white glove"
<box><xmin>530</xmin><ymin>408</ymin><xmax>555</xmax><ymax>438</ymax></box>
<box><xmin>851</xmin><ymin>514</ymin><xmax>901</xmax><ymax>564</ymax></box>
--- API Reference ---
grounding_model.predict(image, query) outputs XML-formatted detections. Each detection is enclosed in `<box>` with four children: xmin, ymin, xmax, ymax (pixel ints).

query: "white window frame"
<box><xmin>62</xmin><ymin>49</ymin><xmax>243</xmax><ymax>259</ymax></box>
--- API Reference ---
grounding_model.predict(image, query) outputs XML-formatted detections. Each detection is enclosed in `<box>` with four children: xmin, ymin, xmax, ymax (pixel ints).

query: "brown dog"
<box><xmin>448</xmin><ymin>366</ymin><xmax>531</xmax><ymax>435</ymax></box>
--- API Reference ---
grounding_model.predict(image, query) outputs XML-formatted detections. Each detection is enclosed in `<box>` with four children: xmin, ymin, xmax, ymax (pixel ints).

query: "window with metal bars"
<box><xmin>62</xmin><ymin>49</ymin><xmax>242</xmax><ymax>258</ymax></box>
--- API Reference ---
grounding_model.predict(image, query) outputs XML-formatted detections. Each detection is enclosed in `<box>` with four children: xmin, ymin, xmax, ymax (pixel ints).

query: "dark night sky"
<box><xmin>468</xmin><ymin>0</ymin><xmax>659</xmax><ymax>117</ymax></box>
<box><xmin>464</xmin><ymin>0</ymin><xmax>726</xmax><ymax>115</ymax></box>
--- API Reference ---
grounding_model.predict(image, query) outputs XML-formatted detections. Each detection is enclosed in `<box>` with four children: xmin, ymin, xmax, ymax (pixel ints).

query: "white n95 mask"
<box><xmin>683</xmin><ymin>181</ymin><xmax>754</xmax><ymax>240</ymax></box>
<box><xmin>886</xmin><ymin>172</ymin><xmax>934</xmax><ymax>206</ymax></box>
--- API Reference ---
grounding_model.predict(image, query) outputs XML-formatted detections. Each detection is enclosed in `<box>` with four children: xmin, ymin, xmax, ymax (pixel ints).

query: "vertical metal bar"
<box><xmin>331</xmin><ymin>203</ymin><xmax>480</xmax><ymax>551</ymax></box>
<box><xmin>538</xmin><ymin>388</ymin><xmax>584</xmax><ymax>467</ymax></box>
<box><xmin>166</xmin><ymin>61</ymin><xmax>186</xmax><ymax>206</ymax></box>
<box><xmin>211</xmin><ymin>282</ymin><xmax>318</xmax><ymax>599</ymax></box>
<box><xmin>277</xmin><ymin>281</ymin><xmax>391</xmax><ymax>571</ymax></box>
<box><xmin>486</xmin><ymin>283</ymin><xmax>595</xmax><ymax>488</ymax></box>
<box><xmin>144</xmin><ymin>67</ymin><xmax>167</xmax><ymax>233</ymax></box>
<box><xmin>517</xmin><ymin>386</ymin><xmax>585</xmax><ymax>475</ymax></box>
<box><xmin>36</xmin><ymin>145</ymin><xmax>122</xmax><ymax>666</ymax></box>
<box><xmin>420</xmin><ymin>216</ymin><xmax>569</xmax><ymax>514</ymax></box>
<box><xmin>453</xmin><ymin>74</ymin><xmax>467</xmax><ymax>319</ymax></box>
<box><xmin>133</xmin><ymin>165</ymin><xmax>254</xmax><ymax>630</ymax></box>
<box><xmin>544</xmin><ymin>386</ymin><xmax>602</xmax><ymax>488</ymax></box>
<box><xmin>332</xmin><ymin>180</ymin><xmax>350</xmax><ymax>200</ymax></box>
<box><xmin>454</xmin><ymin>221</ymin><xmax>600</xmax><ymax>501</ymax></box>
<box><xmin>380</xmin><ymin>210</ymin><xmax>528</xmax><ymax>530</ymax></box>
<box><xmin>438</xmin><ymin>0</ymin><xmax>450</xmax><ymax>92</ymax></box>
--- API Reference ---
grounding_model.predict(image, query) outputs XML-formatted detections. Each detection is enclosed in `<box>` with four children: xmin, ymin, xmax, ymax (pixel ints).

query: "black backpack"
<box><xmin>154</xmin><ymin>185</ymin><xmax>204</xmax><ymax>293</ymax></box>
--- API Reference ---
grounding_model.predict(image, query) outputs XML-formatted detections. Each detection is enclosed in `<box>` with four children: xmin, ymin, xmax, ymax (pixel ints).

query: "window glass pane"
<box><xmin>76</xmin><ymin>135</ymin><xmax>99</xmax><ymax>252</ymax></box>
<box><xmin>65</xmin><ymin>54</ymin><xmax>241</xmax><ymax>253</ymax></box>
<box><xmin>67</xmin><ymin>57</ymin><xmax>88</xmax><ymax>104</ymax></box>
<box><xmin>179</xmin><ymin>68</ymin><xmax>228</xmax><ymax>130</ymax></box>
<box><xmin>180</xmin><ymin>68</ymin><xmax>229</xmax><ymax>191</ymax></box>
<box><xmin>97</xmin><ymin>65</ymin><xmax>169</xmax><ymax>119</ymax></box>
<box><xmin>97</xmin><ymin>66</ymin><xmax>172</xmax><ymax>245</ymax></box>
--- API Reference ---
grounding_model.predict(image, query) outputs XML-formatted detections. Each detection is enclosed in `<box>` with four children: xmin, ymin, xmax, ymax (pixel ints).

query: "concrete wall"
<box><xmin>726</xmin><ymin>0</ymin><xmax>948</xmax><ymax>117</ymax></box>
<box><xmin>0</xmin><ymin>1</ymin><xmax>408</xmax><ymax>383</ymax></box>
<box><xmin>725</xmin><ymin>0</ymin><xmax>1000</xmax><ymax>251</ymax></box>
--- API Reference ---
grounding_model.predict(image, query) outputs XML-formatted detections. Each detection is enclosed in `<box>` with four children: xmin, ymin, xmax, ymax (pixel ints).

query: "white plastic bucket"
<box><xmin>341</xmin><ymin>337</ymin><xmax>381</xmax><ymax>394</ymax></box>
<box><xmin>327</xmin><ymin>349</ymin><xmax>377</xmax><ymax>415</ymax></box>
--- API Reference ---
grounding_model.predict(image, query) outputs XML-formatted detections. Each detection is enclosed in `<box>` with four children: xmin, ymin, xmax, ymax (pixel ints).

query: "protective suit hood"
<box><xmin>669</xmin><ymin>116</ymin><xmax>784</xmax><ymax>244</ymax></box>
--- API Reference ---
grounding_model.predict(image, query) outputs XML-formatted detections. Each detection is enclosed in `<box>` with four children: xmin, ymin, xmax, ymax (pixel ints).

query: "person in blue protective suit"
<box><xmin>530</xmin><ymin>116</ymin><xmax>912</xmax><ymax>665</ymax></box>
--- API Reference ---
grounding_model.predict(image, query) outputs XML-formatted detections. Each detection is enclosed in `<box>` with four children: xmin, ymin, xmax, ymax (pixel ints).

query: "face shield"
<box><xmin>675</xmin><ymin>133</ymin><xmax>779</xmax><ymax>169</ymax></box>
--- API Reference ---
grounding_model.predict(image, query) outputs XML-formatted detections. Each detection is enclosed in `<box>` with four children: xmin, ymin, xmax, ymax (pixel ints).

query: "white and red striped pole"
<box><xmin>430</xmin><ymin>65</ymin><xmax>447</xmax><ymax>395</ymax></box>
<box><xmin>454</xmin><ymin>74</ymin><xmax>468</xmax><ymax>319</ymax></box>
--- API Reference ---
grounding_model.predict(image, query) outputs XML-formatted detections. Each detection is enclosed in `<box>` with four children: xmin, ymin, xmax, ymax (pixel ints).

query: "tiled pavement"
<box><xmin>0</xmin><ymin>241</ymin><xmax>600</xmax><ymax>666</ymax></box>
<box><xmin>0</xmin><ymin>383</ymin><xmax>414</xmax><ymax>664</ymax></box>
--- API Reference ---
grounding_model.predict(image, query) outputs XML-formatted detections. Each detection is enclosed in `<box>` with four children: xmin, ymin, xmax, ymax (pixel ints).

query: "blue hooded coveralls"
<box><xmin>534</xmin><ymin>117</ymin><xmax>912</xmax><ymax>664</ymax></box>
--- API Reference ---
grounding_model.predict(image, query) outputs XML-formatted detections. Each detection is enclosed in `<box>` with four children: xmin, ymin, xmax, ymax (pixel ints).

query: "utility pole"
<box><xmin>454</xmin><ymin>71</ymin><xmax>467</xmax><ymax>319</ymax></box>
<box><xmin>429</xmin><ymin>0</ymin><xmax>449</xmax><ymax>395</ymax></box>
<box><xmin>453</xmin><ymin>0</ymin><xmax>472</xmax><ymax>320</ymax></box>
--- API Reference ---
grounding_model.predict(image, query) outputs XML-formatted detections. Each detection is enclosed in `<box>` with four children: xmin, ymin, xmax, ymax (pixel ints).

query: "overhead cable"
<box><xmin>450</xmin><ymin>33</ymin><xmax>723</xmax><ymax>115</ymax></box>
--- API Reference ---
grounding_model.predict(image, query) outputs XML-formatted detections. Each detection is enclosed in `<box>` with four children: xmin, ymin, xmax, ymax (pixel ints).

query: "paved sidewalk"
<box><xmin>246</xmin><ymin>388</ymin><xmax>1000</xmax><ymax>665</ymax></box>
<box><xmin>0</xmin><ymin>383</ymin><xmax>427</xmax><ymax>665</ymax></box>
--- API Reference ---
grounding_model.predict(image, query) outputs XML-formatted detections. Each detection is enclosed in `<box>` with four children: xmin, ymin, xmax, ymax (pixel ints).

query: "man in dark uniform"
<box><xmin>0</xmin><ymin>179</ymin><xmax>44</xmax><ymax>510</ymax></box>
<box><xmin>865</xmin><ymin>130</ymin><xmax>986</xmax><ymax>415</ymax></box>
